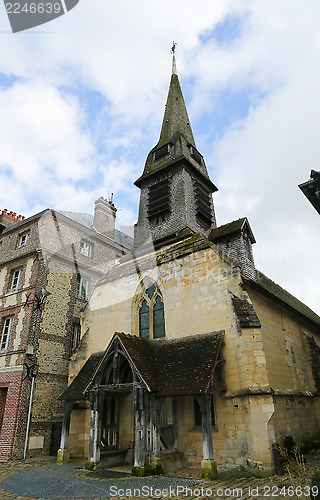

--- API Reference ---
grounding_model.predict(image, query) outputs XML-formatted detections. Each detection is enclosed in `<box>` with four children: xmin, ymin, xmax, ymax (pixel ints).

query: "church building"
<box><xmin>59</xmin><ymin>55</ymin><xmax>320</xmax><ymax>475</ymax></box>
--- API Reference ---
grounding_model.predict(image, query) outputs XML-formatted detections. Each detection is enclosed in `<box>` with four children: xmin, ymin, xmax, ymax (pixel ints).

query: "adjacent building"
<box><xmin>299</xmin><ymin>170</ymin><xmax>320</xmax><ymax>215</ymax></box>
<box><xmin>0</xmin><ymin>198</ymin><xmax>133</xmax><ymax>461</ymax></box>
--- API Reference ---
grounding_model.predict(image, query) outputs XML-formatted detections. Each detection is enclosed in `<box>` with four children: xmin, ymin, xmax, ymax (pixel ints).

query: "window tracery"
<box><xmin>138</xmin><ymin>283</ymin><xmax>165</xmax><ymax>339</ymax></box>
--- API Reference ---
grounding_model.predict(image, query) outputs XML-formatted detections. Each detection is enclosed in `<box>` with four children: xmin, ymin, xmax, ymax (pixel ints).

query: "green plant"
<box><xmin>131</xmin><ymin>465</ymin><xmax>164</xmax><ymax>477</ymax></box>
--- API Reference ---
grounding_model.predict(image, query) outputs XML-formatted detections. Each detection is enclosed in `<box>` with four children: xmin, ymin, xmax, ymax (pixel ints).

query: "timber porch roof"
<box><xmin>61</xmin><ymin>331</ymin><xmax>224</xmax><ymax>401</ymax></box>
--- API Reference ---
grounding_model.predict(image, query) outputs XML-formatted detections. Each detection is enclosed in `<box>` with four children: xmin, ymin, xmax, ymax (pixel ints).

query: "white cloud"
<box><xmin>0</xmin><ymin>81</ymin><xmax>95</xmax><ymax>212</ymax></box>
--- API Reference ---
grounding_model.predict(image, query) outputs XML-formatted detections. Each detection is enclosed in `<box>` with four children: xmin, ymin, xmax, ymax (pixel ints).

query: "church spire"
<box><xmin>134</xmin><ymin>49</ymin><xmax>218</xmax><ymax>248</ymax></box>
<box><xmin>156</xmin><ymin>51</ymin><xmax>196</xmax><ymax>150</ymax></box>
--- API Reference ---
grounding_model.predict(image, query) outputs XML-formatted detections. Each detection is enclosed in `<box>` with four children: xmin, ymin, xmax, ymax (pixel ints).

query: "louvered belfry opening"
<box><xmin>148</xmin><ymin>177</ymin><xmax>170</xmax><ymax>220</ymax></box>
<box><xmin>194</xmin><ymin>179</ymin><xmax>213</xmax><ymax>227</ymax></box>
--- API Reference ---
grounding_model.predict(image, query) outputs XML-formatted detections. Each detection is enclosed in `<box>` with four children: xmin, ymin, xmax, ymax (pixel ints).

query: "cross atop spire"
<box><xmin>171</xmin><ymin>41</ymin><xmax>178</xmax><ymax>75</ymax></box>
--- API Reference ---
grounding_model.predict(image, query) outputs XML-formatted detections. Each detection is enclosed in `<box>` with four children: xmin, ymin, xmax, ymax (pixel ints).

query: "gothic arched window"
<box><xmin>138</xmin><ymin>283</ymin><xmax>165</xmax><ymax>339</ymax></box>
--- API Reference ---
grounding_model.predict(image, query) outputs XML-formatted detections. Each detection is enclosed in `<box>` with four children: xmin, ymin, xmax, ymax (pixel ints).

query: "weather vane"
<box><xmin>171</xmin><ymin>41</ymin><xmax>177</xmax><ymax>55</ymax></box>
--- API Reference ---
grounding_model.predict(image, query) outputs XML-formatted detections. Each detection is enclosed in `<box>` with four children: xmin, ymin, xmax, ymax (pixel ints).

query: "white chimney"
<box><xmin>93</xmin><ymin>197</ymin><xmax>117</xmax><ymax>238</ymax></box>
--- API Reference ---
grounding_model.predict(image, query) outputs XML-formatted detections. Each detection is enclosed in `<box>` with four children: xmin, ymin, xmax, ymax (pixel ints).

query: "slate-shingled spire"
<box><xmin>156</xmin><ymin>54</ymin><xmax>196</xmax><ymax>151</ymax></box>
<box><xmin>134</xmin><ymin>52</ymin><xmax>218</xmax><ymax>248</ymax></box>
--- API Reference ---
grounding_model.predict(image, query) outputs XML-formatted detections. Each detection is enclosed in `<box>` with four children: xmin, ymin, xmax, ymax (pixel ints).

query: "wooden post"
<box><xmin>133</xmin><ymin>385</ymin><xmax>148</xmax><ymax>467</ymax></box>
<box><xmin>151</xmin><ymin>397</ymin><xmax>160</xmax><ymax>457</ymax></box>
<box><xmin>199</xmin><ymin>393</ymin><xmax>217</xmax><ymax>480</ymax></box>
<box><xmin>199</xmin><ymin>394</ymin><xmax>213</xmax><ymax>460</ymax></box>
<box><xmin>59</xmin><ymin>400</ymin><xmax>73</xmax><ymax>449</ymax></box>
<box><xmin>57</xmin><ymin>400</ymin><xmax>73</xmax><ymax>463</ymax></box>
<box><xmin>88</xmin><ymin>389</ymin><xmax>101</xmax><ymax>463</ymax></box>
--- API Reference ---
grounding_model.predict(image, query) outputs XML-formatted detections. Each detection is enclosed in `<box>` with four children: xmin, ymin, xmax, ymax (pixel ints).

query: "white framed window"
<box><xmin>10</xmin><ymin>269</ymin><xmax>22</xmax><ymax>292</ymax></box>
<box><xmin>1</xmin><ymin>317</ymin><xmax>13</xmax><ymax>350</ymax></box>
<box><xmin>18</xmin><ymin>232</ymin><xmax>29</xmax><ymax>248</ymax></box>
<box><xmin>80</xmin><ymin>241</ymin><xmax>92</xmax><ymax>258</ymax></box>
<box><xmin>76</xmin><ymin>274</ymin><xmax>88</xmax><ymax>299</ymax></box>
<box><xmin>71</xmin><ymin>322</ymin><xmax>81</xmax><ymax>351</ymax></box>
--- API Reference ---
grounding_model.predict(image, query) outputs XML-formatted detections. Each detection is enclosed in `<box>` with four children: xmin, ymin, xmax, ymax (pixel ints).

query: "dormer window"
<box><xmin>153</xmin><ymin>143</ymin><xmax>171</xmax><ymax>162</ymax></box>
<box><xmin>188</xmin><ymin>145</ymin><xmax>203</xmax><ymax>165</ymax></box>
<box><xmin>80</xmin><ymin>241</ymin><xmax>92</xmax><ymax>258</ymax></box>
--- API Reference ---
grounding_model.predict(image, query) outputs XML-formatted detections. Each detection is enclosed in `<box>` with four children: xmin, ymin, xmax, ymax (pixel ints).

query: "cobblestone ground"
<box><xmin>0</xmin><ymin>452</ymin><xmax>319</xmax><ymax>500</ymax></box>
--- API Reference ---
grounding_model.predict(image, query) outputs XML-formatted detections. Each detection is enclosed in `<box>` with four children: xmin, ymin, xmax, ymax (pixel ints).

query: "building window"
<box><xmin>80</xmin><ymin>241</ymin><xmax>92</xmax><ymax>258</ymax></box>
<box><xmin>139</xmin><ymin>300</ymin><xmax>150</xmax><ymax>339</ymax></box>
<box><xmin>1</xmin><ymin>317</ymin><xmax>13</xmax><ymax>350</ymax></box>
<box><xmin>76</xmin><ymin>274</ymin><xmax>88</xmax><ymax>299</ymax></box>
<box><xmin>18</xmin><ymin>232</ymin><xmax>29</xmax><ymax>248</ymax></box>
<box><xmin>71</xmin><ymin>322</ymin><xmax>81</xmax><ymax>351</ymax></box>
<box><xmin>153</xmin><ymin>143</ymin><xmax>171</xmax><ymax>162</ymax></box>
<box><xmin>10</xmin><ymin>269</ymin><xmax>22</xmax><ymax>292</ymax></box>
<box><xmin>138</xmin><ymin>283</ymin><xmax>165</xmax><ymax>339</ymax></box>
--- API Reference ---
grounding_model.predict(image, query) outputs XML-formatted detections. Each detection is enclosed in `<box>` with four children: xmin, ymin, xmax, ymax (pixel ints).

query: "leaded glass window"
<box><xmin>146</xmin><ymin>284</ymin><xmax>156</xmax><ymax>299</ymax></box>
<box><xmin>139</xmin><ymin>299</ymin><xmax>150</xmax><ymax>338</ymax></box>
<box><xmin>153</xmin><ymin>295</ymin><xmax>165</xmax><ymax>339</ymax></box>
<box><xmin>138</xmin><ymin>284</ymin><xmax>165</xmax><ymax>339</ymax></box>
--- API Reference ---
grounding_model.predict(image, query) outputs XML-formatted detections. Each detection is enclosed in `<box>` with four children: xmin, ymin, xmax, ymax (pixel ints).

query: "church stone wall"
<box><xmin>248</xmin><ymin>289</ymin><xmax>318</xmax><ymax>393</ymax></box>
<box><xmin>69</xmin><ymin>243</ymin><xmax>281</xmax><ymax>469</ymax></box>
<box><xmin>177</xmin><ymin>393</ymin><xmax>274</xmax><ymax>470</ymax></box>
<box><xmin>247</xmin><ymin>287</ymin><xmax>320</xmax><ymax>446</ymax></box>
<box><xmin>68</xmin><ymin>406</ymin><xmax>91</xmax><ymax>457</ymax></box>
<box><xmin>76</xmin><ymin>244</ymin><xmax>245</xmax><ymax>381</ymax></box>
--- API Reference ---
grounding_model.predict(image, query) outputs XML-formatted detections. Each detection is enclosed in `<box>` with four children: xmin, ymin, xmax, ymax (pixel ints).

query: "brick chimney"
<box><xmin>0</xmin><ymin>209</ymin><xmax>24</xmax><ymax>234</ymax></box>
<box><xmin>93</xmin><ymin>197</ymin><xmax>117</xmax><ymax>238</ymax></box>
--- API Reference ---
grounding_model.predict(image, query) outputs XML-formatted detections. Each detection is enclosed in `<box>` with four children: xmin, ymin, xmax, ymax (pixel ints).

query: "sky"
<box><xmin>0</xmin><ymin>0</ymin><xmax>319</xmax><ymax>314</ymax></box>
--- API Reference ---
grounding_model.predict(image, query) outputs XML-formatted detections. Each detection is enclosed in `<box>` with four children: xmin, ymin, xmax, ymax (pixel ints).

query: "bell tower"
<box><xmin>134</xmin><ymin>51</ymin><xmax>218</xmax><ymax>248</ymax></box>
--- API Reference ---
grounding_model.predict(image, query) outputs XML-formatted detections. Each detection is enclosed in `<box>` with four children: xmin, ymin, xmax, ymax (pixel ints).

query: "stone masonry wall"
<box><xmin>68</xmin><ymin>242</ymin><xmax>278</xmax><ymax>469</ymax></box>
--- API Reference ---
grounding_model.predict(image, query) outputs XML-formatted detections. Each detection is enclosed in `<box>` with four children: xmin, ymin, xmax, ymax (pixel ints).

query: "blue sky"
<box><xmin>0</xmin><ymin>0</ymin><xmax>320</xmax><ymax>314</ymax></box>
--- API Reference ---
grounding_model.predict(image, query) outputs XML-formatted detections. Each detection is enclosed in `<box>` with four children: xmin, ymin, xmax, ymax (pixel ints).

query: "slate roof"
<box><xmin>244</xmin><ymin>271</ymin><xmax>320</xmax><ymax>328</ymax></box>
<box><xmin>57</xmin><ymin>211</ymin><xmax>133</xmax><ymax>250</ymax></box>
<box><xmin>232</xmin><ymin>296</ymin><xmax>261</xmax><ymax>328</ymax></box>
<box><xmin>119</xmin><ymin>332</ymin><xmax>224</xmax><ymax>396</ymax></box>
<box><xmin>134</xmin><ymin>68</ymin><xmax>214</xmax><ymax>188</ymax></box>
<box><xmin>61</xmin><ymin>331</ymin><xmax>224</xmax><ymax>400</ymax></box>
<box><xmin>98</xmin><ymin>232</ymin><xmax>212</xmax><ymax>285</ymax></box>
<box><xmin>61</xmin><ymin>352</ymin><xmax>104</xmax><ymax>401</ymax></box>
<box><xmin>209</xmin><ymin>218</ymin><xmax>256</xmax><ymax>244</ymax></box>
